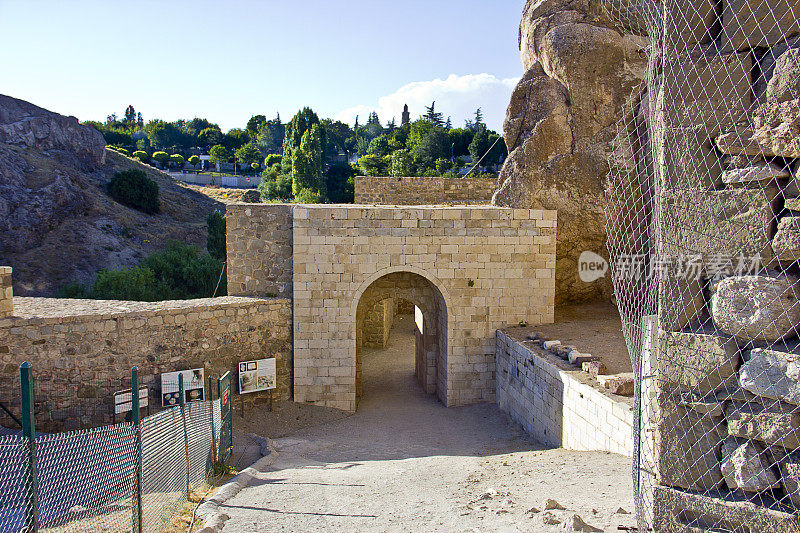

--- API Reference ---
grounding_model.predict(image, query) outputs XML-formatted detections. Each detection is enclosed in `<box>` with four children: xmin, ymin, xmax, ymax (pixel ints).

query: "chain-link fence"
<box><xmin>0</xmin><ymin>364</ymin><xmax>232</xmax><ymax>533</ymax></box>
<box><xmin>605</xmin><ymin>0</ymin><xmax>800</xmax><ymax>530</ymax></box>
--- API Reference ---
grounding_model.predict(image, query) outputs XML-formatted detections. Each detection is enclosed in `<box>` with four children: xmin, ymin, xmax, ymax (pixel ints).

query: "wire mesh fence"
<box><xmin>0</xmin><ymin>364</ymin><xmax>232</xmax><ymax>533</ymax></box>
<box><xmin>604</xmin><ymin>0</ymin><xmax>800</xmax><ymax>530</ymax></box>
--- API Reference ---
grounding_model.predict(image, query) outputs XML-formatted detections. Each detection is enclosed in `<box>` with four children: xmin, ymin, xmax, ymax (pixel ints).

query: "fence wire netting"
<box><xmin>0</xmin><ymin>385</ymin><xmax>225</xmax><ymax>533</ymax></box>
<box><xmin>605</xmin><ymin>0</ymin><xmax>800</xmax><ymax>530</ymax></box>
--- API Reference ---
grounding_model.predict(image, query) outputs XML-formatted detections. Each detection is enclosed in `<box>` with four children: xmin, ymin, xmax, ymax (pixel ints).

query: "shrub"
<box><xmin>264</xmin><ymin>154</ymin><xmax>282</xmax><ymax>168</ymax></box>
<box><xmin>293</xmin><ymin>187</ymin><xmax>324</xmax><ymax>204</ymax></box>
<box><xmin>61</xmin><ymin>242</ymin><xmax>225</xmax><ymax>302</ymax></box>
<box><xmin>132</xmin><ymin>150</ymin><xmax>148</xmax><ymax>161</ymax></box>
<box><xmin>188</xmin><ymin>155</ymin><xmax>200</xmax><ymax>167</ymax></box>
<box><xmin>56</xmin><ymin>282</ymin><xmax>88</xmax><ymax>299</ymax></box>
<box><xmin>421</xmin><ymin>168</ymin><xmax>439</xmax><ymax>177</ymax></box>
<box><xmin>207</xmin><ymin>210</ymin><xmax>226</xmax><ymax>260</ymax></box>
<box><xmin>258</xmin><ymin>168</ymin><xmax>292</xmax><ymax>200</ymax></box>
<box><xmin>90</xmin><ymin>266</ymin><xmax>165</xmax><ymax>301</ymax></box>
<box><xmin>435</xmin><ymin>158</ymin><xmax>452</xmax><ymax>175</ymax></box>
<box><xmin>152</xmin><ymin>151</ymin><xmax>170</xmax><ymax>165</ymax></box>
<box><xmin>107</xmin><ymin>169</ymin><xmax>160</xmax><ymax>214</ymax></box>
<box><xmin>170</xmin><ymin>154</ymin><xmax>185</xmax><ymax>166</ymax></box>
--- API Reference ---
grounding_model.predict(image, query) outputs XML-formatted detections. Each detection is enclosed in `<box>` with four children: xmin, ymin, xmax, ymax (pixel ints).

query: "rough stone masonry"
<box><xmin>612</xmin><ymin>0</ymin><xmax>800</xmax><ymax>528</ymax></box>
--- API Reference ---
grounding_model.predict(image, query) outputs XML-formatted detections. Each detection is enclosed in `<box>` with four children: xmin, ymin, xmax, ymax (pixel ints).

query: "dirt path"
<box><xmin>220</xmin><ymin>315</ymin><xmax>636</xmax><ymax>532</ymax></box>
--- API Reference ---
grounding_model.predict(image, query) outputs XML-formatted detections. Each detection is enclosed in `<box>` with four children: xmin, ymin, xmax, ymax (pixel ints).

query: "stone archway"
<box><xmin>355</xmin><ymin>271</ymin><xmax>448</xmax><ymax>405</ymax></box>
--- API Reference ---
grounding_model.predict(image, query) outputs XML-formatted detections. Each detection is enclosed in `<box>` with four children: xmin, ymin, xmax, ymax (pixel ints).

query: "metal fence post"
<box><xmin>208</xmin><ymin>376</ymin><xmax>217</xmax><ymax>469</ymax></box>
<box><xmin>20</xmin><ymin>362</ymin><xmax>38</xmax><ymax>533</ymax></box>
<box><xmin>131</xmin><ymin>367</ymin><xmax>143</xmax><ymax>533</ymax></box>
<box><xmin>179</xmin><ymin>373</ymin><xmax>190</xmax><ymax>499</ymax></box>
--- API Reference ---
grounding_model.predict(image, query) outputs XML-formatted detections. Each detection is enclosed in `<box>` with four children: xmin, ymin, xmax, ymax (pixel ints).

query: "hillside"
<box><xmin>0</xmin><ymin>94</ymin><xmax>223</xmax><ymax>296</ymax></box>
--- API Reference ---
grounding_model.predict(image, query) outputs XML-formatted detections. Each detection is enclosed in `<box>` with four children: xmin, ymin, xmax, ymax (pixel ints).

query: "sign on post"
<box><xmin>218</xmin><ymin>372</ymin><xmax>232</xmax><ymax>464</ymax></box>
<box><xmin>238</xmin><ymin>358</ymin><xmax>277</xmax><ymax>394</ymax></box>
<box><xmin>114</xmin><ymin>387</ymin><xmax>149</xmax><ymax>414</ymax></box>
<box><xmin>161</xmin><ymin>368</ymin><xmax>205</xmax><ymax>407</ymax></box>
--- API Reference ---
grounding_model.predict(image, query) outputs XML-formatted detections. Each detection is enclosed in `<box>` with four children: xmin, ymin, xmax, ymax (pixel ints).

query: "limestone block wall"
<box><xmin>0</xmin><ymin>267</ymin><xmax>12</xmax><ymax>318</ymax></box>
<box><xmin>226</xmin><ymin>204</ymin><xmax>293</xmax><ymax>298</ymax></box>
<box><xmin>496</xmin><ymin>329</ymin><xmax>634</xmax><ymax>457</ymax></box>
<box><xmin>290</xmin><ymin>204</ymin><xmax>556</xmax><ymax>411</ymax></box>
<box><xmin>354</xmin><ymin>176</ymin><xmax>496</xmax><ymax>205</ymax></box>
<box><xmin>0</xmin><ymin>296</ymin><xmax>291</xmax><ymax>432</ymax></box>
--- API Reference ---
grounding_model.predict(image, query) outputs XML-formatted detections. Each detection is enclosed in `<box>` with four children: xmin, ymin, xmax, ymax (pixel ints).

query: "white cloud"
<box><xmin>336</xmin><ymin>73</ymin><xmax>519</xmax><ymax>133</ymax></box>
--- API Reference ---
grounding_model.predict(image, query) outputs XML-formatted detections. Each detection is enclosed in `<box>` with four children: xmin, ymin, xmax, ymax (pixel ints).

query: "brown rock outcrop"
<box><xmin>494</xmin><ymin>0</ymin><xmax>647</xmax><ymax>304</ymax></box>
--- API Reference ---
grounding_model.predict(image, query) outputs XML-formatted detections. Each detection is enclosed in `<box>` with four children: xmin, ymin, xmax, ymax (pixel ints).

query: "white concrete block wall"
<box><xmin>496</xmin><ymin>329</ymin><xmax>634</xmax><ymax>457</ymax></box>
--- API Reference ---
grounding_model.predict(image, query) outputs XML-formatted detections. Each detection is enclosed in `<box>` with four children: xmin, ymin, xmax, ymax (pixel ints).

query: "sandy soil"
<box><xmin>534</xmin><ymin>301</ymin><xmax>632</xmax><ymax>375</ymax></box>
<box><xmin>221</xmin><ymin>315</ymin><xmax>635</xmax><ymax>532</ymax></box>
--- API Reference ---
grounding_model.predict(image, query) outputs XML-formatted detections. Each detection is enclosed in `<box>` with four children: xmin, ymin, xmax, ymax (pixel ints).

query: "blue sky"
<box><xmin>0</xmin><ymin>0</ymin><xmax>525</xmax><ymax>132</ymax></box>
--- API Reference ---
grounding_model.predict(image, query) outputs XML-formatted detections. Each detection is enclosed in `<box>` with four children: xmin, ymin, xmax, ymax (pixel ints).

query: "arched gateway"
<box><xmin>355</xmin><ymin>270</ymin><xmax>449</xmax><ymax>404</ymax></box>
<box><xmin>225</xmin><ymin>203</ymin><xmax>557</xmax><ymax>412</ymax></box>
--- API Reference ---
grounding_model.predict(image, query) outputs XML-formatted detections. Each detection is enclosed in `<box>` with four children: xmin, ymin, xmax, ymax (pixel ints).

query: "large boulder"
<box><xmin>0</xmin><ymin>94</ymin><xmax>105</xmax><ymax>166</ymax></box>
<box><xmin>494</xmin><ymin>0</ymin><xmax>647</xmax><ymax>304</ymax></box>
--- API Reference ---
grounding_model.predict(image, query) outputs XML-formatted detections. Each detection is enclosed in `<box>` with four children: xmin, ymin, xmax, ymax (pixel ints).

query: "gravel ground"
<box><xmin>221</xmin><ymin>315</ymin><xmax>636</xmax><ymax>532</ymax></box>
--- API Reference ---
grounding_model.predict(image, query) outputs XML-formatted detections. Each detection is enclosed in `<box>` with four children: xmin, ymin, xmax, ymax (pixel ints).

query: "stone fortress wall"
<box><xmin>0</xmin><ymin>272</ymin><xmax>292</xmax><ymax>432</ymax></box>
<box><xmin>616</xmin><ymin>0</ymin><xmax>800</xmax><ymax>528</ymax></box>
<box><xmin>354</xmin><ymin>176</ymin><xmax>496</xmax><ymax>205</ymax></box>
<box><xmin>226</xmin><ymin>203</ymin><xmax>557</xmax><ymax>412</ymax></box>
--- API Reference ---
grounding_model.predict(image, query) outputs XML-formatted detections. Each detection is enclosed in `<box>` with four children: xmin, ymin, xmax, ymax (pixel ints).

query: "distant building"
<box><xmin>401</xmin><ymin>104</ymin><xmax>410</xmax><ymax>127</ymax></box>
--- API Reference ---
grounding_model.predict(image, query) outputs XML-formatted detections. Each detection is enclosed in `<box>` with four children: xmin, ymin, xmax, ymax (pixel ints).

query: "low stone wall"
<box><xmin>496</xmin><ymin>329</ymin><xmax>634</xmax><ymax>456</ymax></box>
<box><xmin>354</xmin><ymin>176</ymin><xmax>496</xmax><ymax>205</ymax></box>
<box><xmin>226</xmin><ymin>204</ymin><xmax>293</xmax><ymax>298</ymax></box>
<box><xmin>0</xmin><ymin>296</ymin><xmax>292</xmax><ymax>432</ymax></box>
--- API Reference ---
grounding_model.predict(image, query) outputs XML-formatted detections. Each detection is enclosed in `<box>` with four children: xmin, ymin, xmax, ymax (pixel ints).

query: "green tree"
<box><xmin>283</xmin><ymin>107</ymin><xmax>323</xmax><ymax>174</ymax></box>
<box><xmin>390</xmin><ymin>149</ymin><xmax>413</xmax><ymax>177</ymax></box>
<box><xmin>235</xmin><ymin>144</ymin><xmax>261</xmax><ymax>166</ymax></box>
<box><xmin>264</xmin><ymin>154</ymin><xmax>282</xmax><ymax>167</ymax></box>
<box><xmin>367</xmin><ymin>111</ymin><xmax>381</xmax><ymax>126</ymax></box>
<box><xmin>357</xmin><ymin>154</ymin><xmax>387</xmax><ymax>176</ymax></box>
<box><xmin>152</xmin><ymin>151</ymin><xmax>170</xmax><ymax>166</ymax></box>
<box><xmin>256</xmin><ymin>114</ymin><xmax>285</xmax><ymax>155</ymax></box>
<box><xmin>291</xmin><ymin>123</ymin><xmax>325</xmax><ymax>199</ymax></box>
<box><xmin>246</xmin><ymin>114</ymin><xmax>267</xmax><ymax>137</ymax></box>
<box><xmin>367</xmin><ymin>135</ymin><xmax>391</xmax><ymax>157</ymax></box>
<box><xmin>406</xmin><ymin>119</ymin><xmax>434</xmax><ymax>153</ymax></box>
<box><xmin>170</xmin><ymin>154</ymin><xmax>185</xmax><ymax>167</ymax></box>
<box><xmin>209</xmin><ymin>145</ymin><xmax>231</xmax><ymax>164</ymax></box>
<box><xmin>145</xmin><ymin>120</ymin><xmax>185</xmax><ymax>150</ymax></box>
<box><xmin>186</xmin><ymin>118</ymin><xmax>214</xmax><ymax>139</ymax></box>
<box><xmin>223</xmin><ymin>128</ymin><xmax>250</xmax><ymax>151</ymax></box>
<box><xmin>468</xmin><ymin>127</ymin><xmax>491</xmax><ymax>167</ymax></box>
<box><xmin>448</xmin><ymin>128</ymin><xmax>473</xmax><ymax>157</ymax></box>
<box><xmin>198</xmin><ymin>127</ymin><xmax>222</xmax><ymax>149</ymax></box>
<box><xmin>188</xmin><ymin>155</ymin><xmax>200</xmax><ymax>168</ymax></box>
<box><xmin>412</xmin><ymin>128</ymin><xmax>450</xmax><ymax>171</ymax></box>
<box><xmin>206</xmin><ymin>210</ymin><xmax>226</xmax><ymax>260</ymax></box>
<box><xmin>132</xmin><ymin>150</ymin><xmax>148</xmax><ymax>161</ymax></box>
<box><xmin>423</xmin><ymin>101</ymin><xmax>445</xmax><ymax>127</ymax></box>
<box><xmin>325</xmin><ymin>162</ymin><xmax>356</xmax><ymax>203</ymax></box>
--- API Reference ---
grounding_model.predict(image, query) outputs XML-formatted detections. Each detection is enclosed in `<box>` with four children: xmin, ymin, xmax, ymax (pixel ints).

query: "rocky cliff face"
<box><xmin>0</xmin><ymin>95</ymin><xmax>222</xmax><ymax>295</ymax></box>
<box><xmin>494</xmin><ymin>0</ymin><xmax>647</xmax><ymax>304</ymax></box>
